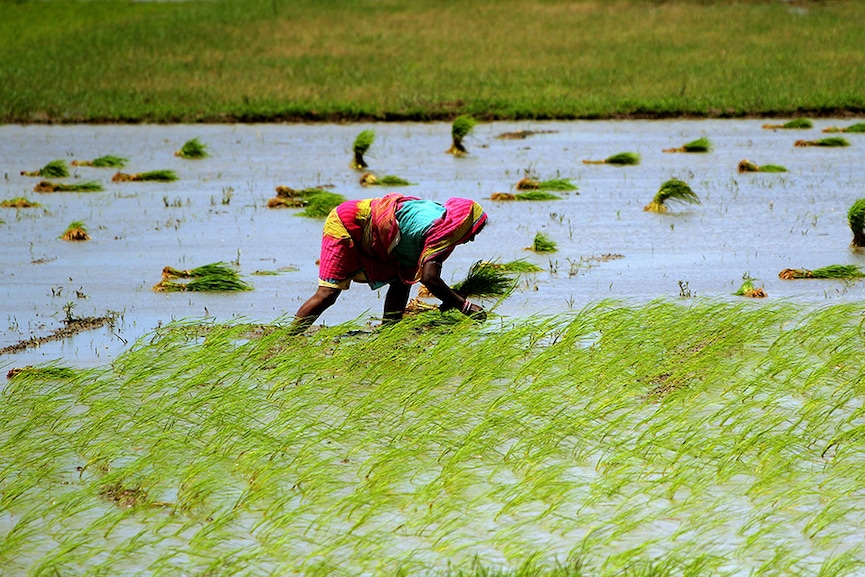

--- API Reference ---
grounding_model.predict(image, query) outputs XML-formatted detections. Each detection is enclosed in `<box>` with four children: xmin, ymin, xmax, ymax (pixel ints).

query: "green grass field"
<box><xmin>1</xmin><ymin>0</ymin><xmax>864</xmax><ymax>123</ymax></box>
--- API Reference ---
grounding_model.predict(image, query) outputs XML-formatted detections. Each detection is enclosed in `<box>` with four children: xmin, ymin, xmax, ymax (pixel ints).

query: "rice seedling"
<box><xmin>154</xmin><ymin>262</ymin><xmax>252</xmax><ymax>291</ymax></box>
<box><xmin>33</xmin><ymin>180</ymin><xmax>104</xmax><ymax>193</ymax></box>
<box><xmin>6</xmin><ymin>365</ymin><xmax>76</xmax><ymax>379</ymax></box>
<box><xmin>733</xmin><ymin>276</ymin><xmax>767</xmax><ymax>298</ymax></box>
<box><xmin>662</xmin><ymin>137</ymin><xmax>711</xmax><ymax>153</ymax></box>
<box><xmin>161</xmin><ymin>261</ymin><xmax>238</xmax><ymax>279</ymax></box>
<box><xmin>582</xmin><ymin>151</ymin><xmax>641</xmax><ymax>165</ymax></box>
<box><xmin>823</xmin><ymin>122</ymin><xmax>865</xmax><ymax>133</ymax></box>
<box><xmin>447</xmin><ymin>115</ymin><xmax>476</xmax><ymax>156</ymax></box>
<box><xmin>111</xmin><ymin>170</ymin><xmax>178</xmax><ymax>182</ymax></box>
<box><xmin>779</xmin><ymin>264</ymin><xmax>865</xmax><ymax>280</ymax></box>
<box><xmin>350</xmin><ymin>129</ymin><xmax>375</xmax><ymax>169</ymax></box>
<box><xmin>479</xmin><ymin>259</ymin><xmax>544</xmax><ymax>273</ymax></box>
<box><xmin>491</xmin><ymin>190</ymin><xmax>562</xmax><ymax>201</ymax></box>
<box><xmin>359</xmin><ymin>173</ymin><xmax>414</xmax><ymax>186</ymax></box>
<box><xmin>736</xmin><ymin>159</ymin><xmax>787</xmax><ymax>173</ymax></box>
<box><xmin>71</xmin><ymin>155</ymin><xmax>128</xmax><ymax>168</ymax></box>
<box><xmin>61</xmin><ymin>220</ymin><xmax>90</xmax><ymax>241</ymax></box>
<box><xmin>762</xmin><ymin>118</ymin><xmax>813</xmax><ymax>129</ymax></box>
<box><xmin>174</xmin><ymin>138</ymin><xmax>209</xmax><ymax>159</ymax></box>
<box><xmin>643</xmin><ymin>179</ymin><xmax>700</xmax><ymax>213</ymax></box>
<box><xmin>794</xmin><ymin>137</ymin><xmax>850</xmax><ymax>147</ymax></box>
<box><xmin>295</xmin><ymin>191</ymin><xmax>345</xmax><ymax>218</ymax></box>
<box><xmin>847</xmin><ymin>198</ymin><xmax>865</xmax><ymax>248</ymax></box>
<box><xmin>451</xmin><ymin>260</ymin><xmax>517</xmax><ymax>298</ymax></box>
<box><xmin>0</xmin><ymin>197</ymin><xmax>40</xmax><ymax>208</ymax></box>
<box><xmin>515</xmin><ymin>177</ymin><xmax>577</xmax><ymax>192</ymax></box>
<box><xmin>530</xmin><ymin>232</ymin><xmax>557</xmax><ymax>253</ymax></box>
<box><xmin>20</xmin><ymin>159</ymin><xmax>69</xmax><ymax>178</ymax></box>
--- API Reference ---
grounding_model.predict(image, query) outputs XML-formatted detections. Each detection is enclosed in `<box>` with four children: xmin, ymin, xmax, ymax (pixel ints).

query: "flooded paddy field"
<box><xmin>1</xmin><ymin>119</ymin><xmax>864</xmax><ymax>367</ymax></box>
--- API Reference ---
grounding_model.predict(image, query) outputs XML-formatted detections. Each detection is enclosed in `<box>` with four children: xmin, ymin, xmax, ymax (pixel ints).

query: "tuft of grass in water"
<box><xmin>530</xmin><ymin>231</ymin><xmax>557</xmax><ymax>252</ymax></box>
<box><xmin>737</xmin><ymin>159</ymin><xmax>787</xmax><ymax>173</ymax></box>
<box><xmin>847</xmin><ymin>198</ymin><xmax>865</xmax><ymax>248</ymax></box>
<box><xmin>61</xmin><ymin>220</ymin><xmax>89</xmax><ymax>241</ymax></box>
<box><xmin>733</xmin><ymin>276</ymin><xmax>766</xmax><ymax>298</ymax></box>
<box><xmin>447</xmin><ymin>115</ymin><xmax>476</xmax><ymax>156</ymax></box>
<box><xmin>350</xmin><ymin>129</ymin><xmax>375</xmax><ymax>169</ymax></box>
<box><xmin>794</xmin><ymin>137</ymin><xmax>850</xmax><ymax>147</ymax></box>
<box><xmin>779</xmin><ymin>264</ymin><xmax>865</xmax><ymax>280</ymax></box>
<box><xmin>515</xmin><ymin>177</ymin><xmax>577</xmax><ymax>192</ymax></box>
<box><xmin>174</xmin><ymin>138</ymin><xmax>209</xmax><ymax>159</ymax></box>
<box><xmin>451</xmin><ymin>260</ymin><xmax>517</xmax><ymax>298</ymax></box>
<box><xmin>823</xmin><ymin>122</ymin><xmax>865</xmax><ymax>134</ymax></box>
<box><xmin>72</xmin><ymin>155</ymin><xmax>128</xmax><ymax>168</ymax></box>
<box><xmin>359</xmin><ymin>173</ymin><xmax>413</xmax><ymax>186</ymax></box>
<box><xmin>762</xmin><ymin>118</ymin><xmax>813</xmax><ymax>129</ymax></box>
<box><xmin>112</xmin><ymin>170</ymin><xmax>178</xmax><ymax>182</ymax></box>
<box><xmin>20</xmin><ymin>159</ymin><xmax>69</xmax><ymax>178</ymax></box>
<box><xmin>33</xmin><ymin>180</ymin><xmax>104</xmax><ymax>193</ymax></box>
<box><xmin>583</xmin><ymin>151</ymin><xmax>640</xmax><ymax>165</ymax></box>
<box><xmin>663</xmin><ymin>137</ymin><xmax>711</xmax><ymax>153</ymax></box>
<box><xmin>644</xmin><ymin>178</ymin><xmax>700</xmax><ymax>213</ymax></box>
<box><xmin>1</xmin><ymin>197</ymin><xmax>41</xmax><ymax>208</ymax></box>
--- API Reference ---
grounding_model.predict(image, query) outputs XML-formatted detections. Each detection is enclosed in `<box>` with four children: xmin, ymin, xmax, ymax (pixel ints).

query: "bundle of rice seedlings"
<box><xmin>350</xmin><ymin>130</ymin><xmax>375</xmax><ymax>170</ymax></box>
<box><xmin>762</xmin><ymin>118</ymin><xmax>813</xmax><ymax>130</ymax></box>
<box><xmin>582</xmin><ymin>152</ymin><xmax>641</xmax><ymax>165</ymax></box>
<box><xmin>452</xmin><ymin>260</ymin><xmax>517</xmax><ymax>298</ymax></box>
<box><xmin>823</xmin><ymin>122</ymin><xmax>865</xmax><ymax>134</ymax></box>
<box><xmin>175</xmin><ymin>138</ymin><xmax>209</xmax><ymax>159</ymax></box>
<box><xmin>296</xmin><ymin>191</ymin><xmax>345</xmax><ymax>218</ymax></box>
<box><xmin>33</xmin><ymin>180</ymin><xmax>104</xmax><ymax>192</ymax></box>
<box><xmin>447</xmin><ymin>115</ymin><xmax>476</xmax><ymax>156</ymax></box>
<box><xmin>489</xmin><ymin>192</ymin><xmax>517</xmax><ymax>201</ymax></box>
<box><xmin>662</xmin><ymin>137</ymin><xmax>711</xmax><ymax>153</ymax></box>
<box><xmin>515</xmin><ymin>177</ymin><xmax>577</xmax><ymax>191</ymax></box>
<box><xmin>847</xmin><ymin>198</ymin><xmax>865</xmax><ymax>247</ymax></box>
<box><xmin>734</xmin><ymin>277</ymin><xmax>767</xmax><ymax>298</ymax></box>
<box><xmin>1</xmin><ymin>197</ymin><xmax>40</xmax><ymax>208</ymax></box>
<box><xmin>530</xmin><ymin>232</ymin><xmax>557</xmax><ymax>253</ymax></box>
<box><xmin>495</xmin><ymin>129</ymin><xmax>557</xmax><ymax>139</ymax></box>
<box><xmin>736</xmin><ymin>159</ymin><xmax>787</xmax><ymax>173</ymax></box>
<box><xmin>71</xmin><ymin>155</ymin><xmax>128</xmax><ymax>168</ymax></box>
<box><xmin>489</xmin><ymin>190</ymin><xmax>561</xmax><ymax>201</ymax></box>
<box><xmin>20</xmin><ymin>159</ymin><xmax>69</xmax><ymax>178</ymax></box>
<box><xmin>153</xmin><ymin>264</ymin><xmax>252</xmax><ymax>292</ymax></box>
<box><xmin>794</xmin><ymin>137</ymin><xmax>850</xmax><ymax>148</ymax></box>
<box><xmin>267</xmin><ymin>197</ymin><xmax>306</xmax><ymax>208</ymax></box>
<box><xmin>779</xmin><ymin>265</ymin><xmax>865</xmax><ymax>280</ymax></box>
<box><xmin>61</xmin><ymin>220</ymin><xmax>90</xmax><ymax>241</ymax></box>
<box><xmin>481</xmin><ymin>259</ymin><xmax>544</xmax><ymax>273</ymax></box>
<box><xmin>359</xmin><ymin>173</ymin><xmax>413</xmax><ymax>186</ymax></box>
<box><xmin>644</xmin><ymin>179</ymin><xmax>700</xmax><ymax>213</ymax></box>
<box><xmin>403</xmin><ymin>297</ymin><xmax>439</xmax><ymax>315</ymax></box>
<box><xmin>112</xmin><ymin>170</ymin><xmax>178</xmax><ymax>182</ymax></box>
<box><xmin>161</xmin><ymin>262</ymin><xmax>238</xmax><ymax>279</ymax></box>
<box><xmin>6</xmin><ymin>365</ymin><xmax>76</xmax><ymax>379</ymax></box>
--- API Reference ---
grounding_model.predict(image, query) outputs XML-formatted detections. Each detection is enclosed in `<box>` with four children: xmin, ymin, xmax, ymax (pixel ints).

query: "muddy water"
<box><xmin>1</xmin><ymin>120</ymin><xmax>863</xmax><ymax>367</ymax></box>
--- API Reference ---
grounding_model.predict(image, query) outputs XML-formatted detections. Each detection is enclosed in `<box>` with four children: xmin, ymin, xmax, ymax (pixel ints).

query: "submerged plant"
<box><xmin>515</xmin><ymin>177</ymin><xmax>577</xmax><ymax>191</ymax></box>
<box><xmin>359</xmin><ymin>173</ymin><xmax>413</xmax><ymax>186</ymax></box>
<box><xmin>779</xmin><ymin>264</ymin><xmax>865</xmax><ymax>280</ymax></box>
<box><xmin>530</xmin><ymin>231</ymin><xmax>557</xmax><ymax>253</ymax></box>
<box><xmin>663</xmin><ymin>137</ymin><xmax>711</xmax><ymax>153</ymax></box>
<box><xmin>175</xmin><ymin>138</ymin><xmax>209</xmax><ymax>159</ymax></box>
<box><xmin>737</xmin><ymin>159</ymin><xmax>787</xmax><ymax>173</ymax></box>
<box><xmin>21</xmin><ymin>159</ymin><xmax>69</xmax><ymax>178</ymax></box>
<box><xmin>61</xmin><ymin>220</ymin><xmax>90</xmax><ymax>241</ymax></box>
<box><xmin>447</xmin><ymin>115</ymin><xmax>476</xmax><ymax>156</ymax></box>
<box><xmin>112</xmin><ymin>170</ymin><xmax>178</xmax><ymax>182</ymax></box>
<box><xmin>762</xmin><ymin>118</ymin><xmax>813</xmax><ymax>130</ymax></box>
<box><xmin>734</xmin><ymin>276</ymin><xmax>767</xmax><ymax>298</ymax></box>
<box><xmin>823</xmin><ymin>122</ymin><xmax>865</xmax><ymax>134</ymax></box>
<box><xmin>33</xmin><ymin>180</ymin><xmax>104</xmax><ymax>193</ymax></box>
<box><xmin>350</xmin><ymin>129</ymin><xmax>375</xmax><ymax>169</ymax></box>
<box><xmin>452</xmin><ymin>261</ymin><xmax>517</xmax><ymax>298</ymax></box>
<box><xmin>582</xmin><ymin>151</ymin><xmax>641</xmax><ymax>165</ymax></box>
<box><xmin>72</xmin><ymin>155</ymin><xmax>128</xmax><ymax>168</ymax></box>
<box><xmin>794</xmin><ymin>137</ymin><xmax>850</xmax><ymax>147</ymax></box>
<box><xmin>847</xmin><ymin>198</ymin><xmax>865</xmax><ymax>248</ymax></box>
<box><xmin>644</xmin><ymin>179</ymin><xmax>700</xmax><ymax>213</ymax></box>
<box><xmin>1</xmin><ymin>197</ymin><xmax>41</xmax><ymax>208</ymax></box>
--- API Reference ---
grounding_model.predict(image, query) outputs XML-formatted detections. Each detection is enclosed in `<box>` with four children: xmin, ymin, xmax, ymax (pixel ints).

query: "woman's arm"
<box><xmin>420</xmin><ymin>261</ymin><xmax>485</xmax><ymax>318</ymax></box>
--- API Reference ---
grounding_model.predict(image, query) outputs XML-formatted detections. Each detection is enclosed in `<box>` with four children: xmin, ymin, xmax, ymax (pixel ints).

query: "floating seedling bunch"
<box><xmin>734</xmin><ymin>276</ymin><xmax>767</xmax><ymax>298</ymax></box>
<box><xmin>823</xmin><ymin>122</ymin><xmax>865</xmax><ymax>134</ymax></box>
<box><xmin>359</xmin><ymin>173</ymin><xmax>414</xmax><ymax>186</ymax></box>
<box><xmin>582</xmin><ymin>151</ymin><xmax>641</xmax><ymax>165</ymax></box>
<box><xmin>447</xmin><ymin>115</ymin><xmax>476</xmax><ymax>156</ymax></box>
<box><xmin>71</xmin><ymin>155</ymin><xmax>128</xmax><ymax>168</ymax></box>
<box><xmin>515</xmin><ymin>176</ymin><xmax>577</xmax><ymax>192</ymax></box>
<box><xmin>61</xmin><ymin>220</ymin><xmax>90</xmax><ymax>241</ymax></box>
<box><xmin>21</xmin><ymin>159</ymin><xmax>70</xmax><ymax>178</ymax></box>
<box><xmin>736</xmin><ymin>159</ymin><xmax>787</xmax><ymax>173</ymax></box>
<box><xmin>847</xmin><ymin>198</ymin><xmax>865</xmax><ymax>248</ymax></box>
<box><xmin>779</xmin><ymin>264</ymin><xmax>865</xmax><ymax>280</ymax></box>
<box><xmin>33</xmin><ymin>180</ymin><xmax>104</xmax><ymax>193</ymax></box>
<box><xmin>1</xmin><ymin>197</ymin><xmax>41</xmax><ymax>208</ymax></box>
<box><xmin>762</xmin><ymin>118</ymin><xmax>813</xmax><ymax>130</ymax></box>
<box><xmin>349</xmin><ymin>129</ymin><xmax>375</xmax><ymax>170</ymax></box>
<box><xmin>153</xmin><ymin>262</ymin><xmax>252</xmax><ymax>291</ymax></box>
<box><xmin>174</xmin><ymin>138</ymin><xmax>209</xmax><ymax>159</ymax></box>
<box><xmin>112</xmin><ymin>170</ymin><xmax>178</xmax><ymax>182</ymax></box>
<box><xmin>662</xmin><ymin>136</ymin><xmax>711</xmax><ymax>153</ymax></box>
<box><xmin>530</xmin><ymin>231</ymin><xmax>557</xmax><ymax>252</ymax></box>
<box><xmin>794</xmin><ymin>137</ymin><xmax>850</xmax><ymax>147</ymax></box>
<box><xmin>267</xmin><ymin>186</ymin><xmax>345</xmax><ymax>217</ymax></box>
<box><xmin>644</xmin><ymin>178</ymin><xmax>700</xmax><ymax>213</ymax></box>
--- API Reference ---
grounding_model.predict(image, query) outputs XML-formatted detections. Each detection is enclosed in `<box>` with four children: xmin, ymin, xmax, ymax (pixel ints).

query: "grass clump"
<box><xmin>530</xmin><ymin>231</ymin><xmax>557</xmax><ymax>253</ymax></box>
<box><xmin>823</xmin><ymin>122</ymin><xmax>865</xmax><ymax>134</ymax></box>
<box><xmin>794</xmin><ymin>137</ymin><xmax>850</xmax><ymax>147</ymax></box>
<box><xmin>847</xmin><ymin>198</ymin><xmax>865</xmax><ymax>248</ymax></box>
<box><xmin>737</xmin><ymin>159</ymin><xmax>787</xmax><ymax>173</ymax></box>
<box><xmin>734</xmin><ymin>276</ymin><xmax>767</xmax><ymax>298</ymax></box>
<box><xmin>582</xmin><ymin>151</ymin><xmax>640</xmax><ymax>165</ymax></box>
<box><xmin>350</xmin><ymin>129</ymin><xmax>375</xmax><ymax>169</ymax></box>
<box><xmin>72</xmin><ymin>155</ymin><xmax>128</xmax><ymax>168</ymax></box>
<box><xmin>359</xmin><ymin>173</ymin><xmax>414</xmax><ymax>186</ymax></box>
<box><xmin>663</xmin><ymin>137</ymin><xmax>711</xmax><ymax>153</ymax></box>
<box><xmin>447</xmin><ymin>115</ymin><xmax>476</xmax><ymax>156</ymax></box>
<box><xmin>20</xmin><ymin>159</ymin><xmax>69</xmax><ymax>178</ymax></box>
<box><xmin>1</xmin><ymin>197</ymin><xmax>40</xmax><ymax>208</ymax></box>
<box><xmin>61</xmin><ymin>220</ymin><xmax>90</xmax><ymax>241</ymax></box>
<box><xmin>154</xmin><ymin>262</ymin><xmax>252</xmax><ymax>291</ymax></box>
<box><xmin>174</xmin><ymin>138</ymin><xmax>209</xmax><ymax>159</ymax></box>
<box><xmin>762</xmin><ymin>118</ymin><xmax>813</xmax><ymax>129</ymax></box>
<box><xmin>112</xmin><ymin>170</ymin><xmax>178</xmax><ymax>182</ymax></box>
<box><xmin>33</xmin><ymin>180</ymin><xmax>104</xmax><ymax>193</ymax></box>
<box><xmin>644</xmin><ymin>179</ymin><xmax>700</xmax><ymax>213</ymax></box>
<box><xmin>779</xmin><ymin>264</ymin><xmax>865</xmax><ymax>280</ymax></box>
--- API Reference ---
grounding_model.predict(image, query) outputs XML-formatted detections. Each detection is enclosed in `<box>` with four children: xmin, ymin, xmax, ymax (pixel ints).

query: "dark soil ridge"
<box><xmin>0</xmin><ymin>315</ymin><xmax>115</xmax><ymax>356</ymax></box>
